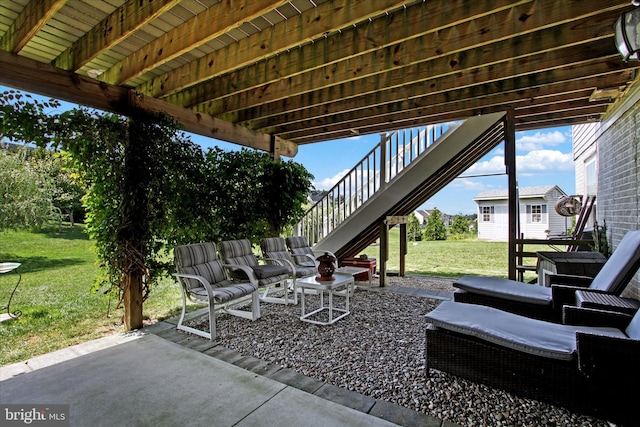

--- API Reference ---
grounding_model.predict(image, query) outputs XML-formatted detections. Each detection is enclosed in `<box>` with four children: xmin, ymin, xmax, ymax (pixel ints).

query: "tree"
<box><xmin>449</xmin><ymin>214</ymin><xmax>470</xmax><ymax>236</ymax></box>
<box><xmin>0</xmin><ymin>147</ymin><xmax>60</xmax><ymax>230</ymax></box>
<box><xmin>407</xmin><ymin>212</ymin><xmax>422</xmax><ymax>241</ymax></box>
<box><xmin>424</xmin><ymin>208</ymin><xmax>446</xmax><ymax>241</ymax></box>
<box><xmin>1</xmin><ymin>90</ymin><xmax>314</xmax><ymax>330</ymax></box>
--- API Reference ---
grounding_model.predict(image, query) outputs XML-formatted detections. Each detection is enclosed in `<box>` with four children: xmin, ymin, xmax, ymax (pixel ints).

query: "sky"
<box><xmin>2</xmin><ymin>85</ymin><xmax>576</xmax><ymax>215</ymax></box>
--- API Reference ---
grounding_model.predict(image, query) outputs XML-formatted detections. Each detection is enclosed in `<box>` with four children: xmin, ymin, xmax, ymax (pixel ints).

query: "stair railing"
<box><xmin>297</xmin><ymin>122</ymin><xmax>457</xmax><ymax>245</ymax></box>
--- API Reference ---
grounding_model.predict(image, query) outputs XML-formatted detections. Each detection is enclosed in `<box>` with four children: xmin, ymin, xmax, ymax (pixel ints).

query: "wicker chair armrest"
<box><xmin>576</xmin><ymin>332</ymin><xmax>640</xmax><ymax>377</ymax></box>
<box><xmin>562</xmin><ymin>306</ymin><xmax>633</xmax><ymax>328</ymax></box>
<box><xmin>551</xmin><ymin>284</ymin><xmax>586</xmax><ymax>310</ymax></box>
<box><xmin>549</xmin><ymin>273</ymin><xmax>593</xmax><ymax>287</ymax></box>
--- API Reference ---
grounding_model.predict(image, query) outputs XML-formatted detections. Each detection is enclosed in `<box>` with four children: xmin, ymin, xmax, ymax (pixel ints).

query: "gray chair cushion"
<box><xmin>189</xmin><ymin>283</ymin><xmax>258</xmax><ymax>303</ymax></box>
<box><xmin>219</xmin><ymin>239</ymin><xmax>289</xmax><ymax>285</ymax></box>
<box><xmin>294</xmin><ymin>265</ymin><xmax>318</xmax><ymax>277</ymax></box>
<box><xmin>455</xmin><ymin>275</ymin><xmax>552</xmax><ymax>305</ymax></box>
<box><xmin>174</xmin><ymin>242</ymin><xmax>230</xmax><ymax>289</ymax></box>
<box><xmin>589</xmin><ymin>230</ymin><xmax>640</xmax><ymax>293</ymax></box>
<box><xmin>626</xmin><ymin>309</ymin><xmax>640</xmax><ymax>340</ymax></box>
<box><xmin>286</xmin><ymin>236</ymin><xmax>317</xmax><ymax>267</ymax></box>
<box><xmin>218</xmin><ymin>239</ymin><xmax>260</xmax><ymax>267</ymax></box>
<box><xmin>425</xmin><ymin>301</ymin><xmax>626</xmax><ymax>361</ymax></box>
<box><xmin>454</xmin><ymin>231</ymin><xmax>640</xmax><ymax>305</ymax></box>
<box><xmin>261</xmin><ymin>237</ymin><xmax>318</xmax><ymax>277</ymax></box>
<box><xmin>250</xmin><ymin>264</ymin><xmax>289</xmax><ymax>279</ymax></box>
<box><xmin>174</xmin><ymin>242</ymin><xmax>258</xmax><ymax>303</ymax></box>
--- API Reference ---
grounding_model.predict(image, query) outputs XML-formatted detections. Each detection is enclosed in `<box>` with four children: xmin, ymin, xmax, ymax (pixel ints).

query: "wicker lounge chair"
<box><xmin>453</xmin><ymin>230</ymin><xmax>640</xmax><ymax>321</ymax></box>
<box><xmin>218</xmin><ymin>239</ymin><xmax>292</xmax><ymax>305</ymax></box>
<box><xmin>425</xmin><ymin>300</ymin><xmax>640</xmax><ymax>425</ymax></box>
<box><xmin>174</xmin><ymin>242</ymin><xmax>260</xmax><ymax>340</ymax></box>
<box><xmin>260</xmin><ymin>237</ymin><xmax>318</xmax><ymax>304</ymax></box>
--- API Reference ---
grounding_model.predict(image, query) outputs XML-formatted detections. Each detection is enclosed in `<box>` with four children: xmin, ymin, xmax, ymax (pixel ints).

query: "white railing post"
<box><xmin>380</xmin><ymin>133</ymin><xmax>388</xmax><ymax>190</ymax></box>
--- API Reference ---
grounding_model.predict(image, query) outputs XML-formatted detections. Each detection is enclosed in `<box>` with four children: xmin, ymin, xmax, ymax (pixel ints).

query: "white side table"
<box><xmin>1</xmin><ymin>262</ymin><xmax>22</xmax><ymax>320</ymax></box>
<box><xmin>296</xmin><ymin>273</ymin><xmax>353</xmax><ymax>325</ymax></box>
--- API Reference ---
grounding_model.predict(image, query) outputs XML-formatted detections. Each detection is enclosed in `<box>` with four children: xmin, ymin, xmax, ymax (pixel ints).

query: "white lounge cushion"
<box><xmin>454</xmin><ymin>275</ymin><xmax>552</xmax><ymax>305</ymax></box>
<box><xmin>425</xmin><ymin>301</ymin><xmax>626</xmax><ymax>361</ymax></box>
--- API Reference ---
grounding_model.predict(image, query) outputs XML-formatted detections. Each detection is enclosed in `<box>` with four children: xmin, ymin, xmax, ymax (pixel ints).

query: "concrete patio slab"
<box><xmin>0</xmin><ymin>334</ymin><xmax>398</xmax><ymax>427</ymax></box>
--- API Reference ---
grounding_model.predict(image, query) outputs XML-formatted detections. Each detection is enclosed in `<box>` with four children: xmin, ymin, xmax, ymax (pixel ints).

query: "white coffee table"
<box><xmin>296</xmin><ymin>273</ymin><xmax>354</xmax><ymax>325</ymax></box>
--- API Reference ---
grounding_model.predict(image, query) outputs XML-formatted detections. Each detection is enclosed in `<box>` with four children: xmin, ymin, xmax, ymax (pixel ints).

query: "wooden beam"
<box><xmin>290</xmin><ymin>103</ymin><xmax>610</xmax><ymax>145</ymax></box>
<box><xmin>138</xmin><ymin>0</ymin><xmax>413</xmax><ymax>98</ymax></box>
<box><xmin>379</xmin><ymin>221</ymin><xmax>388</xmax><ymax>287</ymax></box>
<box><xmin>0</xmin><ymin>0</ymin><xmax>68</xmax><ymax>53</ymax></box>
<box><xmin>505</xmin><ymin>110</ymin><xmax>517</xmax><ymax>281</ymax></box>
<box><xmin>272</xmin><ymin>71</ymin><xmax>625</xmax><ymax>141</ymax></box>
<box><xmin>0</xmin><ymin>50</ymin><xmax>297</xmax><ymax>157</ymax></box>
<box><xmin>187</xmin><ymin>1</ymin><xmax>622</xmax><ymax>116</ymax></box>
<box><xmin>258</xmin><ymin>75</ymin><xmax>617</xmax><ymax>137</ymax></box>
<box><xmin>386</xmin><ymin>216</ymin><xmax>408</xmax><ymax>225</ymax></box>
<box><xmin>173</xmin><ymin>0</ymin><xmax>521</xmax><ymax>107</ymax></box>
<box><xmin>100</xmin><ymin>0</ymin><xmax>292</xmax><ymax>85</ymax></box>
<box><xmin>176</xmin><ymin>0</ymin><xmax>536</xmax><ymax>110</ymax></box>
<box><xmin>230</xmin><ymin>41</ymin><xmax>624</xmax><ymax>140</ymax></box>
<box><xmin>237</xmin><ymin>67</ymin><xmax>631</xmax><ymax>132</ymax></box>
<box><xmin>196</xmin><ymin>7</ymin><xmax>616</xmax><ymax>120</ymax></box>
<box><xmin>53</xmin><ymin>0</ymin><xmax>181</xmax><ymax>71</ymax></box>
<box><xmin>128</xmin><ymin>91</ymin><xmax>296</xmax><ymax>157</ymax></box>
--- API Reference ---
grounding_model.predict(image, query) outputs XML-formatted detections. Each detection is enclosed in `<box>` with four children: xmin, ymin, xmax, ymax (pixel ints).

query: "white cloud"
<box><xmin>517</xmin><ymin>149</ymin><xmax>574</xmax><ymax>172</ymax></box>
<box><xmin>464</xmin><ymin>156</ymin><xmax>506</xmax><ymax>175</ymax></box>
<box><xmin>452</xmin><ymin>177</ymin><xmax>489</xmax><ymax>191</ymax></box>
<box><xmin>463</xmin><ymin>149</ymin><xmax>573</xmax><ymax>176</ymax></box>
<box><xmin>516</xmin><ymin>130</ymin><xmax>567</xmax><ymax>152</ymax></box>
<box><xmin>313</xmin><ymin>169</ymin><xmax>350</xmax><ymax>190</ymax></box>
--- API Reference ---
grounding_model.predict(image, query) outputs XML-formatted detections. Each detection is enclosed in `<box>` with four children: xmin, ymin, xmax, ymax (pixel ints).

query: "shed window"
<box><xmin>526</xmin><ymin>204</ymin><xmax>547</xmax><ymax>223</ymax></box>
<box><xmin>481</xmin><ymin>206</ymin><xmax>494</xmax><ymax>222</ymax></box>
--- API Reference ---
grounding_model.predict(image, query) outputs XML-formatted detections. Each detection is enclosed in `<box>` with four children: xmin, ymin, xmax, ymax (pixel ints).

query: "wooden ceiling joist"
<box><xmin>1</xmin><ymin>0</ymin><xmax>639</xmax><ymax>149</ymax></box>
<box><xmin>139</xmin><ymin>0</ymin><xmax>410</xmax><ymax>99</ymax></box>
<box><xmin>189</xmin><ymin>5</ymin><xmax>623</xmax><ymax>128</ymax></box>
<box><xmin>0</xmin><ymin>0</ymin><xmax>67</xmax><ymax>54</ymax></box>
<box><xmin>100</xmin><ymin>0</ymin><xmax>293</xmax><ymax>86</ymax></box>
<box><xmin>230</xmin><ymin>45</ymin><xmax>626</xmax><ymax>141</ymax></box>
<box><xmin>256</xmin><ymin>66</ymin><xmax>631</xmax><ymax>139</ymax></box>
<box><xmin>53</xmin><ymin>0</ymin><xmax>182</xmax><ymax>72</ymax></box>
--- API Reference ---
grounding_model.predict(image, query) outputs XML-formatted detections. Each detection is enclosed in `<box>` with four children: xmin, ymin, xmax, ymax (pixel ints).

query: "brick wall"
<box><xmin>597</xmin><ymin>100</ymin><xmax>640</xmax><ymax>299</ymax></box>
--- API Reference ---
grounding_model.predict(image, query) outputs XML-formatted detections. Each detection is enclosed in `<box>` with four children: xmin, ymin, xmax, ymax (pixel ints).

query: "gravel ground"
<box><xmin>185</xmin><ymin>276</ymin><xmax>612</xmax><ymax>427</ymax></box>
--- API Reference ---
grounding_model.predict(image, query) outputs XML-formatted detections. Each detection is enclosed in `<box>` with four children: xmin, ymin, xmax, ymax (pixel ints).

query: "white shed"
<box><xmin>474</xmin><ymin>185</ymin><xmax>570</xmax><ymax>241</ymax></box>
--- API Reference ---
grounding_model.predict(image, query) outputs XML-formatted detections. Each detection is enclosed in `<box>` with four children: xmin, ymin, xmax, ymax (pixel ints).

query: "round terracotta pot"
<box><xmin>316</xmin><ymin>252</ymin><xmax>336</xmax><ymax>281</ymax></box>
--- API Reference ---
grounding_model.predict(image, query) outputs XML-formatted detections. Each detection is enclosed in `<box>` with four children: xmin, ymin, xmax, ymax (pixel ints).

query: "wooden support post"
<box><xmin>379</xmin><ymin>216</ymin><xmax>408</xmax><ymax>285</ymax></box>
<box><xmin>505</xmin><ymin>109</ymin><xmax>518</xmax><ymax>280</ymax></box>
<box><xmin>270</xmin><ymin>135</ymin><xmax>281</xmax><ymax>162</ymax></box>
<box><xmin>379</xmin><ymin>220</ymin><xmax>388</xmax><ymax>287</ymax></box>
<box><xmin>399</xmin><ymin>223</ymin><xmax>407</xmax><ymax>277</ymax></box>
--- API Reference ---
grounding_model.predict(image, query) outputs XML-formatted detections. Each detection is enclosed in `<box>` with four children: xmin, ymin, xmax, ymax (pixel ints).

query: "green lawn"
<box><xmin>360</xmin><ymin>228</ymin><xmax>545</xmax><ymax>281</ymax></box>
<box><xmin>364</xmin><ymin>232</ymin><xmax>509</xmax><ymax>278</ymax></box>
<box><xmin>0</xmin><ymin>224</ymin><xmax>182</xmax><ymax>366</ymax></box>
<box><xmin>0</xmin><ymin>225</ymin><xmax>536</xmax><ymax>366</ymax></box>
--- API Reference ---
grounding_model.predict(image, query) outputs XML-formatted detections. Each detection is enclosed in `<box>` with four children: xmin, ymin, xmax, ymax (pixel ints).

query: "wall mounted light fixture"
<box><xmin>615</xmin><ymin>5</ymin><xmax>640</xmax><ymax>61</ymax></box>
